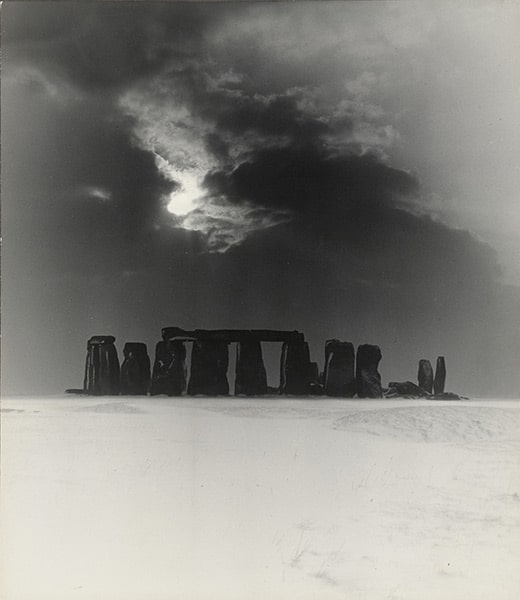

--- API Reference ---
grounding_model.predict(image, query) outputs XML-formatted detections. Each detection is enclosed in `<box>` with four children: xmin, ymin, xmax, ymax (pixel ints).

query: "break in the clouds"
<box><xmin>118</xmin><ymin>40</ymin><xmax>405</xmax><ymax>250</ymax></box>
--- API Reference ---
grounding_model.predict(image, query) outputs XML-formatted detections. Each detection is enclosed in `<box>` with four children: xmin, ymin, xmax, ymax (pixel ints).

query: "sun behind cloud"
<box><xmin>166</xmin><ymin>172</ymin><xmax>202</xmax><ymax>217</ymax></box>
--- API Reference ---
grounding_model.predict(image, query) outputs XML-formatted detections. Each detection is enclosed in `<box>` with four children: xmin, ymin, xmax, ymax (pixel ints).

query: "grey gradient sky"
<box><xmin>2</xmin><ymin>1</ymin><xmax>519</xmax><ymax>396</ymax></box>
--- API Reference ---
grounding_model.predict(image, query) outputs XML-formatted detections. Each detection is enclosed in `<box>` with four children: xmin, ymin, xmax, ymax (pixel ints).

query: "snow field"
<box><xmin>1</xmin><ymin>397</ymin><xmax>519</xmax><ymax>600</ymax></box>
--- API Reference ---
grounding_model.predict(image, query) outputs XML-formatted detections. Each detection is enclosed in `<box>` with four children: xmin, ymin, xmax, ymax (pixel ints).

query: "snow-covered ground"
<box><xmin>1</xmin><ymin>396</ymin><xmax>519</xmax><ymax>600</ymax></box>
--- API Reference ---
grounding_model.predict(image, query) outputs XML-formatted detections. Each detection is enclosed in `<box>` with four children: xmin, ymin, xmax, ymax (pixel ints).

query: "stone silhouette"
<box><xmin>70</xmin><ymin>327</ymin><xmax>459</xmax><ymax>399</ymax></box>
<box><xmin>433</xmin><ymin>356</ymin><xmax>446</xmax><ymax>395</ymax></box>
<box><xmin>385</xmin><ymin>381</ymin><xmax>431</xmax><ymax>398</ymax></box>
<box><xmin>235</xmin><ymin>341</ymin><xmax>268</xmax><ymax>396</ymax></box>
<box><xmin>83</xmin><ymin>335</ymin><xmax>120</xmax><ymax>395</ymax></box>
<box><xmin>418</xmin><ymin>359</ymin><xmax>434</xmax><ymax>394</ymax></box>
<box><xmin>324</xmin><ymin>339</ymin><xmax>356</xmax><ymax>397</ymax></box>
<box><xmin>308</xmin><ymin>361</ymin><xmax>320</xmax><ymax>383</ymax></box>
<box><xmin>150</xmin><ymin>340</ymin><xmax>187</xmax><ymax>396</ymax></box>
<box><xmin>308</xmin><ymin>361</ymin><xmax>324</xmax><ymax>395</ymax></box>
<box><xmin>188</xmin><ymin>340</ymin><xmax>229</xmax><ymax>395</ymax></box>
<box><xmin>433</xmin><ymin>391</ymin><xmax>461</xmax><ymax>400</ymax></box>
<box><xmin>356</xmin><ymin>344</ymin><xmax>383</xmax><ymax>398</ymax></box>
<box><xmin>279</xmin><ymin>341</ymin><xmax>312</xmax><ymax>395</ymax></box>
<box><xmin>120</xmin><ymin>342</ymin><xmax>151</xmax><ymax>395</ymax></box>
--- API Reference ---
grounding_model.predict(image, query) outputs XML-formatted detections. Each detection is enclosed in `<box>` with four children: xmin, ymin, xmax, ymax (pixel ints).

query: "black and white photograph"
<box><xmin>1</xmin><ymin>1</ymin><xmax>519</xmax><ymax>598</ymax></box>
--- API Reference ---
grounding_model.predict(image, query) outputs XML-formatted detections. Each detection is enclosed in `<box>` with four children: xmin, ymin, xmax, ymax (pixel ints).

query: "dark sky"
<box><xmin>2</xmin><ymin>1</ymin><xmax>519</xmax><ymax>397</ymax></box>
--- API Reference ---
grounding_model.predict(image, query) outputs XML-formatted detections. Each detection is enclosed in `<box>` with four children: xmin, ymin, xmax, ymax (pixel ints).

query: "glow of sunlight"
<box><xmin>166</xmin><ymin>172</ymin><xmax>202</xmax><ymax>216</ymax></box>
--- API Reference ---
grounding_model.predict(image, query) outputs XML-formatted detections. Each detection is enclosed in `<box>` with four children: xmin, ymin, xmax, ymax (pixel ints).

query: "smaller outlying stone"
<box><xmin>433</xmin><ymin>356</ymin><xmax>446</xmax><ymax>395</ymax></box>
<box><xmin>418</xmin><ymin>359</ymin><xmax>434</xmax><ymax>394</ymax></box>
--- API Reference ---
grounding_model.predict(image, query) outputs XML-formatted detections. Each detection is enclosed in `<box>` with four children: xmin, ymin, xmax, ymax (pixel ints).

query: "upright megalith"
<box><xmin>434</xmin><ymin>356</ymin><xmax>446</xmax><ymax>395</ymax></box>
<box><xmin>324</xmin><ymin>339</ymin><xmax>356</xmax><ymax>397</ymax></box>
<box><xmin>120</xmin><ymin>342</ymin><xmax>151</xmax><ymax>395</ymax></box>
<box><xmin>279</xmin><ymin>341</ymin><xmax>312</xmax><ymax>395</ymax></box>
<box><xmin>150</xmin><ymin>340</ymin><xmax>186</xmax><ymax>396</ymax></box>
<box><xmin>83</xmin><ymin>335</ymin><xmax>120</xmax><ymax>395</ymax></box>
<box><xmin>418</xmin><ymin>359</ymin><xmax>434</xmax><ymax>394</ymax></box>
<box><xmin>188</xmin><ymin>341</ymin><xmax>229</xmax><ymax>396</ymax></box>
<box><xmin>356</xmin><ymin>344</ymin><xmax>383</xmax><ymax>398</ymax></box>
<box><xmin>235</xmin><ymin>341</ymin><xmax>268</xmax><ymax>396</ymax></box>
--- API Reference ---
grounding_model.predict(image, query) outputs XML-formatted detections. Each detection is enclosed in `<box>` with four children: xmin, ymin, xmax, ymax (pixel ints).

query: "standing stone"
<box><xmin>308</xmin><ymin>362</ymin><xmax>320</xmax><ymax>384</ymax></box>
<box><xmin>235</xmin><ymin>341</ymin><xmax>268</xmax><ymax>396</ymax></box>
<box><xmin>83</xmin><ymin>335</ymin><xmax>120</xmax><ymax>396</ymax></box>
<box><xmin>150</xmin><ymin>340</ymin><xmax>186</xmax><ymax>396</ymax></box>
<box><xmin>120</xmin><ymin>342</ymin><xmax>151</xmax><ymax>395</ymax></box>
<box><xmin>324</xmin><ymin>339</ymin><xmax>356</xmax><ymax>397</ymax></box>
<box><xmin>418</xmin><ymin>359</ymin><xmax>434</xmax><ymax>394</ymax></box>
<box><xmin>279</xmin><ymin>341</ymin><xmax>312</xmax><ymax>395</ymax></box>
<box><xmin>188</xmin><ymin>341</ymin><xmax>229</xmax><ymax>396</ymax></box>
<box><xmin>356</xmin><ymin>344</ymin><xmax>383</xmax><ymax>398</ymax></box>
<box><xmin>433</xmin><ymin>356</ymin><xmax>446</xmax><ymax>395</ymax></box>
<box><xmin>308</xmin><ymin>361</ymin><xmax>325</xmax><ymax>395</ymax></box>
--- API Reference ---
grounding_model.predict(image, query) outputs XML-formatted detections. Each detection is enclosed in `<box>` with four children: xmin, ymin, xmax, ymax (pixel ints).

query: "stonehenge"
<box><xmin>70</xmin><ymin>327</ymin><xmax>457</xmax><ymax>399</ymax></box>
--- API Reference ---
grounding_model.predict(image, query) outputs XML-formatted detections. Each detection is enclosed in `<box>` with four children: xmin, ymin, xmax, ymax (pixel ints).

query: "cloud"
<box><xmin>3</xmin><ymin>2</ymin><xmax>224</xmax><ymax>93</ymax></box>
<box><xmin>4</xmin><ymin>2</ymin><xmax>432</xmax><ymax>252</ymax></box>
<box><xmin>117</xmin><ymin>50</ymin><xmax>412</xmax><ymax>250</ymax></box>
<box><xmin>203</xmin><ymin>146</ymin><xmax>418</xmax><ymax>213</ymax></box>
<box><xmin>78</xmin><ymin>186</ymin><xmax>113</xmax><ymax>203</ymax></box>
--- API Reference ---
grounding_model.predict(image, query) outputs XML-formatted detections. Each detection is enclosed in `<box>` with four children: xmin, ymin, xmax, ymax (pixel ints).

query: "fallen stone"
<box><xmin>356</xmin><ymin>344</ymin><xmax>383</xmax><ymax>398</ymax></box>
<box><xmin>418</xmin><ymin>359</ymin><xmax>434</xmax><ymax>394</ymax></box>
<box><xmin>432</xmin><ymin>391</ymin><xmax>462</xmax><ymax>400</ymax></box>
<box><xmin>188</xmin><ymin>340</ymin><xmax>229</xmax><ymax>396</ymax></box>
<box><xmin>120</xmin><ymin>342</ymin><xmax>151</xmax><ymax>395</ymax></box>
<box><xmin>324</xmin><ymin>339</ymin><xmax>356</xmax><ymax>397</ymax></box>
<box><xmin>150</xmin><ymin>340</ymin><xmax>187</xmax><ymax>396</ymax></box>
<box><xmin>385</xmin><ymin>381</ymin><xmax>431</xmax><ymax>398</ymax></box>
<box><xmin>433</xmin><ymin>356</ymin><xmax>447</xmax><ymax>395</ymax></box>
<box><xmin>235</xmin><ymin>341</ymin><xmax>268</xmax><ymax>396</ymax></box>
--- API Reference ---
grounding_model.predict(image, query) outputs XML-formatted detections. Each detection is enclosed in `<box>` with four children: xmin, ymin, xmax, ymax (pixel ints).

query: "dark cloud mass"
<box><xmin>204</xmin><ymin>146</ymin><xmax>418</xmax><ymax>213</ymax></box>
<box><xmin>2</xmin><ymin>2</ymin><xmax>519</xmax><ymax>397</ymax></box>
